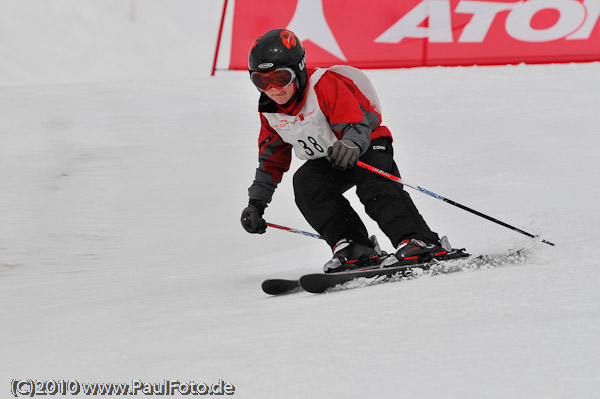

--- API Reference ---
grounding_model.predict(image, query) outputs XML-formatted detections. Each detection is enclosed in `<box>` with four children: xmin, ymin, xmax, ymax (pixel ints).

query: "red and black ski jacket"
<box><xmin>248</xmin><ymin>67</ymin><xmax>393</xmax><ymax>205</ymax></box>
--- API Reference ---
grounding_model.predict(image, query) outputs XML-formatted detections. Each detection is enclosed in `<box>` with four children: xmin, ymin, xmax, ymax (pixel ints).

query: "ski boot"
<box><xmin>394</xmin><ymin>238</ymin><xmax>449</xmax><ymax>264</ymax></box>
<box><xmin>323</xmin><ymin>236</ymin><xmax>383</xmax><ymax>273</ymax></box>
<box><xmin>378</xmin><ymin>236</ymin><xmax>469</xmax><ymax>268</ymax></box>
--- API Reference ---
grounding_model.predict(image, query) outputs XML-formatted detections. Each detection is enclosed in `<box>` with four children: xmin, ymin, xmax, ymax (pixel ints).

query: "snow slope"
<box><xmin>1</xmin><ymin>1</ymin><xmax>599</xmax><ymax>398</ymax></box>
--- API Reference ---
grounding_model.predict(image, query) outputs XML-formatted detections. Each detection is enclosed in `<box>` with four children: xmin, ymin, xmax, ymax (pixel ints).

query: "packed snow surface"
<box><xmin>1</xmin><ymin>1</ymin><xmax>599</xmax><ymax>398</ymax></box>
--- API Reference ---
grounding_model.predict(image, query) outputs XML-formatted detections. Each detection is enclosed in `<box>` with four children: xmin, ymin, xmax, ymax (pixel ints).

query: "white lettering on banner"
<box><xmin>568</xmin><ymin>0</ymin><xmax>600</xmax><ymax>39</ymax></box>
<box><xmin>375</xmin><ymin>0</ymin><xmax>453</xmax><ymax>43</ymax></box>
<box><xmin>506</xmin><ymin>0</ymin><xmax>585</xmax><ymax>42</ymax></box>
<box><xmin>456</xmin><ymin>1</ymin><xmax>515</xmax><ymax>42</ymax></box>
<box><xmin>376</xmin><ymin>0</ymin><xmax>600</xmax><ymax>44</ymax></box>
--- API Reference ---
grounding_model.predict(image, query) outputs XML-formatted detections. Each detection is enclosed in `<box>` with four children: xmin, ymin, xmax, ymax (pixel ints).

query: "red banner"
<box><xmin>229</xmin><ymin>0</ymin><xmax>600</xmax><ymax>69</ymax></box>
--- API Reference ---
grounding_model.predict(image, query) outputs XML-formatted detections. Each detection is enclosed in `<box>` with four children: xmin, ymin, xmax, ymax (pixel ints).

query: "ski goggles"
<box><xmin>250</xmin><ymin>67</ymin><xmax>296</xmax><ymax>91</ymax></box>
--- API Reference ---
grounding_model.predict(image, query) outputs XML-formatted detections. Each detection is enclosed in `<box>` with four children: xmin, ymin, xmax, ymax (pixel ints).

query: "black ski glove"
<box><xmin>241</xmin><ymin>200</ymin><xmax>267</xmax><ymax>234</ymax></box>
<box><xmin>328</xmin><ymin>139</ymin><xmax>360</xmax><ymax>171</ymax></box>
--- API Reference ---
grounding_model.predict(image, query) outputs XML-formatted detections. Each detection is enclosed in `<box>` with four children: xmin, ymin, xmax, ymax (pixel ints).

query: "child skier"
<box><xmin>241</xmin><ymin>28</ymin><xmax>456</xmax><ymax>272</ymax></box>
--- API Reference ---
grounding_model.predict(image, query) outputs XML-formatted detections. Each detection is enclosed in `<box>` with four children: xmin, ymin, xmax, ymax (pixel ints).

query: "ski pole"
<box><xmin>266</xmin><ymin>222</ymin><xmax>324</xmax><ymax>240</ymax></box>
<box><xmin>356</xmin><ymin>161</ymin><xmax>555</xmax><ymax>246</ymax></box>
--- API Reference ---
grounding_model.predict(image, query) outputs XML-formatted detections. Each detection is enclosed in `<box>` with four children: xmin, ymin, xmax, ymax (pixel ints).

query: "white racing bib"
<box><xmin>262</xmin><ymin>69</ymin><xmax>335</xmax><ymax>160</ymax></box>
<box><xmin>262</xmin><ymin>66</ymin><xmax>382</xmax><ymax>160</ymax></box>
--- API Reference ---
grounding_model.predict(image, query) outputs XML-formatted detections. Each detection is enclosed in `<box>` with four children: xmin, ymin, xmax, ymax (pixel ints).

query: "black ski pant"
<box><xmin>293</xmin><ymin>137</ymin><xmax>440</xmax><ymax>249</ymax></box>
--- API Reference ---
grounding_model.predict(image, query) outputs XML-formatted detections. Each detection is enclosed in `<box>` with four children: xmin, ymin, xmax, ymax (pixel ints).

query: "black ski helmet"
<box><xmin>248</xmin><ymin>29</ymin><xmax>308</xmax><ymax>94</ymax></box>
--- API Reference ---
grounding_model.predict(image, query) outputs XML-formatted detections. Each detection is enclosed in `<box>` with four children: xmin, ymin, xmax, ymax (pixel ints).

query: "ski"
<box><xmin>261</xmin><ymin>252</ymin><xmax>462</xmax><ymax>295</ymax></box>
<box><xmin>262</xmin><ymin>247</ymin><xmax>528</xmax><ymax>295</ymax></box>
<box><xmin>261</xmin><ymin>278</ymin><xmax>301</xmax><ymax>295</ymax></box>
<box><xmin>298</xmin><ymin>248</ymin><xmax>527</xmax><ymax>294</ymax></box>
<box><xmin>261</xmin><ymin>252</ymin><xmax>396</xmax><ymax>296</ymax></box>
<box><xmin>298</xmin><ymin>258</ymin><xmax>446</xmax><ymax>294</ymax></box>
